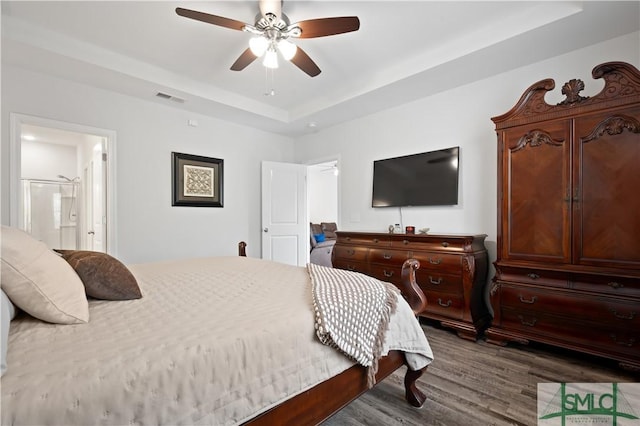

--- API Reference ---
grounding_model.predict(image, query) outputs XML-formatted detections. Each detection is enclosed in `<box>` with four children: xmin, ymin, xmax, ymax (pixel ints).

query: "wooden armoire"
<box><xmin>486</xmin><ymin>62</ymin><xmax>640</xmax><ymax>370</ymax></box>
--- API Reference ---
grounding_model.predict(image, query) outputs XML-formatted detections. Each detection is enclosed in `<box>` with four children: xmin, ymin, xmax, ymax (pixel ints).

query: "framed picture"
<box><xmin>172</xmin><ymin>152</ymin><xmax>223</xmax><ymax>207</ymax></box>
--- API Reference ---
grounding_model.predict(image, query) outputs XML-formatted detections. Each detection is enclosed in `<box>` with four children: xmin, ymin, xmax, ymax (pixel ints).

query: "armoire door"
<box><xmin>500</xmin><ymin>120</ymin><xmax>572</xmax><ymax>263</ymax></box>
<box><xmin>573</xmin><ymin>107</ymin><xmax>640</xmax><ymax>269</ymax></box>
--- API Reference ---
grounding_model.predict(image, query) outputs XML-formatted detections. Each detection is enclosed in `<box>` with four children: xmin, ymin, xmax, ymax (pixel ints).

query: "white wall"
<box><xmin>293</xmin><ymin>31</ymin><xmax>640</xmax><ymax>267</ymax></box>
<box><xmin>21</xmin><ymin>140</ymin><xmax>77</xmax><ymax>181</ymax></box>
<box><xmin>308</xmin><ymin>165</ymin><xmax>338</xmax><ymax>224</ymax></box>
<box><xmin>1</xmin><ymin>67</ymin><xmax>295</xmax><ymax>263</ymax></box>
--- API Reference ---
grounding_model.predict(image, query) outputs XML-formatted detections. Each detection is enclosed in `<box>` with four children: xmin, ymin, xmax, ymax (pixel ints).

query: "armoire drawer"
<box><xmin>571</xmin><ymin>274</ymin><xmax>640</xmax><ymax>298</ymax></box>
<box><xmin>500</xmin><ymin>308</ymin><xmax>639</xmax><ymax>357</ymax></box>
<box><xmin>499</xmin><ymin>283</ymin><xmax>639</xmax><ymax>326</ymax></box>
<box><xmin>496</xmin><ymin>266</ymin><xmax>568</xmax><ymax>288</ymax></box>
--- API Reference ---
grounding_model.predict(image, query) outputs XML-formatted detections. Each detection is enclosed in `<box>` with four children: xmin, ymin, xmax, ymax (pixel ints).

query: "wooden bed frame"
<box><xmin>237</xmin><ymin>241</ymin><xmax>429</xmax><ymax>425</ymax></box>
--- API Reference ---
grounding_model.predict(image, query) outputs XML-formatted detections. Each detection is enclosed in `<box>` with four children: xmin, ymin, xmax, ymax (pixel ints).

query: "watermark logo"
<box><xmin>538</xmin><ymin>383</ymin><xmax>640</xmax><ymax>425</ymax></box>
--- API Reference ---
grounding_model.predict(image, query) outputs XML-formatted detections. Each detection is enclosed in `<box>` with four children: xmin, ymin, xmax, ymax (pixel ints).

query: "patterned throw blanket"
<box><xmin>307</xmin><ymin>263</ymin><xmax>399</xmax><ymax>387</ymax></box>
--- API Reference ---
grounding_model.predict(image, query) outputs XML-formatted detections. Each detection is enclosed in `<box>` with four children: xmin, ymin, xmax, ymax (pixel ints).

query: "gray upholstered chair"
<box><xmin>309</xmin><ymin>222</ymin><xmax>337</xmax><ymax>267</ymax></box>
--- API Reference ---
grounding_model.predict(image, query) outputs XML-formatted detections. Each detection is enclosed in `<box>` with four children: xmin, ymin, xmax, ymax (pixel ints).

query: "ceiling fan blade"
<box><xmin>176</xmin><ymin>7</ymin><xmax>247</xmax><ymax>31</ymax></box>
<box><xmin>230</xmin><ymin>48</ymin><xmax>258</xmax><ymax>71</ymax></box>
<box><xmin>290</xmin><ymin>46</ymin><xmax>321</xmax><ymax>77</ymax></box>
<box><xmin>294</xmin><ymin>17</ymin><xmax>360</xmax><ymax>38</ymax></box>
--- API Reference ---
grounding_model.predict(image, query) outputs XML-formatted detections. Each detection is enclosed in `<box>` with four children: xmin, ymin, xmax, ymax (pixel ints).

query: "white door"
<box><xmin>261</xmin><ymin>161</ymin><xmax>308</xmax><ymax>266</ymax></box>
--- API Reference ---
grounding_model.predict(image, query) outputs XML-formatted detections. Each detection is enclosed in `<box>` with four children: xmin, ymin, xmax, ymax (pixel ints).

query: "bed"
<box><xmin>1</xmin><ymin>228</ymin><xmax>433</xmax><ymax>425</ymax></box>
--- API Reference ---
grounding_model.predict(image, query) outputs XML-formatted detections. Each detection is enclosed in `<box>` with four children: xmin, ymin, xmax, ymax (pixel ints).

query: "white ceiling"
<box><xmin>2</xmin><ymin>1</ymin><xmax>639</xmax><ymax>137</ymax></box>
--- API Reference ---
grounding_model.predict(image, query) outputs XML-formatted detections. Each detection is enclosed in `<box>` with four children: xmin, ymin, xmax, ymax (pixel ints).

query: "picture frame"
<box><xmin>172</xmin><ymin>152</ymin><xmax>223</xmax><ymax>207</ymax></box>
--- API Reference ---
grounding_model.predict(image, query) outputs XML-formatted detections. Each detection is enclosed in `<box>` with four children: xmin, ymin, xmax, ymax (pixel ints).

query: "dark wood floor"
<box><xmin>324</xmin><ymin>321</ymin><xmax>638</xmax><ymax>426</ymax></box>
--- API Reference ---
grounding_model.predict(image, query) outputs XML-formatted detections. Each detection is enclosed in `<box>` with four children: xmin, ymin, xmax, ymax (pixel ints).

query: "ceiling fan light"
<box><xmin>263</xmin><ymin>49</ymin><xmax>279</xmax><ymax>69</ymax></box>
<box><xmin>278</xmin><ymin>39</ymin><xmax>297</xmax><ymax>61</ymax></box>
<box><xmin>249</xmin><ymin>37</ymin><xmax>268</xmax><ymax>56</ymax></box>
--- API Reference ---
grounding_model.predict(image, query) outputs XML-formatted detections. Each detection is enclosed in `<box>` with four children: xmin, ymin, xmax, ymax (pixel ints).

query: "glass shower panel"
<box><xmin>22</xmin><ymin>180</ymin><xmax>79</xmax><ymax>249</ymax></box>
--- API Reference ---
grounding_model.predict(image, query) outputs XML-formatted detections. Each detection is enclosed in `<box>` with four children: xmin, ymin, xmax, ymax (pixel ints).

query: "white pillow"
<box><xmin>0</xmin><ymin>226</ymin><xmax>89</xmax><ymax>324</ymax></box>
<box><xmin>1</xmin><ymin>289</ymin><xmax>16</xmax><ymax>376</ymax></box>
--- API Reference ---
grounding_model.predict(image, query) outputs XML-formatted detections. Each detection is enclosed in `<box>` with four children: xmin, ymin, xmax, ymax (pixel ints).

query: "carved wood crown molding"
<box><xmin>582</xmin><ymin>114</ymin><xmax>640</xmax><ymax>143</ymax></box>
<box><xmin>513</xmin><ymin>129</ymin><xmax>565</xmax><ymax>152</ymax></box>
<box><xmin>557</xmin><ymin>79</ymin><xmax>589</xmax><ymax>105</ymax></box>
<box><xmin>492</xmin><ymin>62</ymin><xmax>640</xmax><ymax>128</ymax></box>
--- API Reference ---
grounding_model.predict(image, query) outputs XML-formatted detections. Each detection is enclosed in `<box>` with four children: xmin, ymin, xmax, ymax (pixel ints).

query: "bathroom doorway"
<box><xmin>10</xmin><ymin>114</ymin><xmax>115</xmax><ymax>253</ymax></box>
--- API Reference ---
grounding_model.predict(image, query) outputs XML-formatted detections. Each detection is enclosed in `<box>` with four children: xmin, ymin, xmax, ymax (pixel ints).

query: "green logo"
<box><xmin>538</xmin><ymin>383</ymin><xmax>639</xmax><ymax>425</ymax></box>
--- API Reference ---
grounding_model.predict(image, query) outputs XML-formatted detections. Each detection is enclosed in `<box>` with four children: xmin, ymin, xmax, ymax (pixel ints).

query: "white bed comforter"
<box><xmin>2</xmin><ymin>256</ymin><xmax>433</xmax><ymax>426</ymax></box>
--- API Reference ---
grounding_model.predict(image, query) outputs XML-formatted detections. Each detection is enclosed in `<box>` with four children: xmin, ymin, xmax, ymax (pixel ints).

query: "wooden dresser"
<box><xmin>487</xmin><ymin>62</ymin><xmax>640</xmax><ymax>370</ymax></box>
<box><xmin>332</xmin><ymin>231</ymin><xmax>490</xmax><ymax>340</ymax></box>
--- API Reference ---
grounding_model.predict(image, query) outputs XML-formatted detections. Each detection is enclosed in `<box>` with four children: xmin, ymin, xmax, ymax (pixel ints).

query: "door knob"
<box><xmin>87</xmin><ymin>231</ymin><xmax>95</xmax><ymax>235</ymax></box>
<box><xmin>263</xmin><ymin>228</ymin><xmax>269</xmax><ymax>232</ymax></box>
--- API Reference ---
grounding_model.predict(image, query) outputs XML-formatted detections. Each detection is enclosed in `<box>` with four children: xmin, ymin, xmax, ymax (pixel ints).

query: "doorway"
<box><xmin>9</xmin><ymin>114</ymin><xmax>116</xmax><ymax>253</ymax></box>
<box><xmin>307</xmin><ymin>159</ymin><xmax>339</xmax><ymax>225</ymax></box>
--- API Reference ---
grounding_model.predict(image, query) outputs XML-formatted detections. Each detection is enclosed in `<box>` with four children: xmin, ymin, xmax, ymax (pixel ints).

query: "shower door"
<box><xmin>22</xmin><ymin>179</ymin><xmax>80</xmax><ymax>250</ymax></box>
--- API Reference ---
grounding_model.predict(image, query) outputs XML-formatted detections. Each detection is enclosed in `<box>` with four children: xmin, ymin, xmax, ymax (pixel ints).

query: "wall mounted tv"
<box><xmin>372</xmin><ymin>147</ymin><xmax>460</xmax><ymax>207</ymax></box>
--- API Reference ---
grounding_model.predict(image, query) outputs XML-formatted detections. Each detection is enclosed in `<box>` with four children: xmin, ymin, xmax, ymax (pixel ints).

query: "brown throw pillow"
<box><xmin>321</xmin><ymin>222</ymin><xmax>338</xmax><ymax>239</ymax></box>
<box><xmin>54</xmin><ymin>250</ymin><xmax>142</xmax><ymax>300</ymax></box>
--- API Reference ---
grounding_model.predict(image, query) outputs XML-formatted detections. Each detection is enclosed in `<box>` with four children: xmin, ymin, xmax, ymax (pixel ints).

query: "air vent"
<box><xmin>155</xmin><ymin>92</ymin><xmax>185</xmax><ymax>103</ymax></box>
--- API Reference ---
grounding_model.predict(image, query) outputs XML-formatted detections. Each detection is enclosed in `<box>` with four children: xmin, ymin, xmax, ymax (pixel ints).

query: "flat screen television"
<box><xmin>372</xmin><ymin>147</ymin><xmax>459</xmax><ymax>207</ymax></box>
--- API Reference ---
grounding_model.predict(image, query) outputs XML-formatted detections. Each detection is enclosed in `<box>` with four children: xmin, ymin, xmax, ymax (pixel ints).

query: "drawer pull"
<box><xmin>373</xmin><ymin>238</ymin><xmax>379</xmax><ymax>243</ymax></box>
<box><xmin>518</xmin><ymin>295</ymin><xmax>538</xmax><ymax>304</ymax></box>
<box><xmin>608</xmin><ymin>282</ymin><xmax>624</xmax><ymax>289</ymax></box>
<box><xmin>609</xmin><ymin>308</ymin><xmax>636</xmax><ymax>320</ymax></box>
<box><xmin>527</xmin><ymin>273</ymin><xmax>540</xmax><ymax>280</ymax></box>
<box><xmin>403</xmin><ymin>240</ymin><xmax>409</xmax><ymax>245</ymax></box>
<box><xmin>441</xmin><ymin>242</ymin><xmax>449</xmax><ymax>248</ymax></box>
<box><xmin>517</xmin><ymin>315</ymin><xmax>537</xmax><ymax>327</ymax></box>
<box><xmin>610</xmin><ymin>335</ymin><xmax>636</xmax><ymax>347</ymax></box>
<box><xmin>383</xmin><ymin>270</ymin><xmax>394</xmax><ymax>278</ymax></box>
<box><xmin>429</xmin><ymin>257</ymin><xmax>442</xmax><ymax>265</ymax></box>
<box><xmin>437</xmin><ymin>298</ymin><xmax>452</xmax><ymax>307</ymax></box>
<box><xmin>347</xmin><ymin>265</ymin><xmax>355</xmax><ymax>271</ymax></box>
<box><xmin>345</xmin><ymin>237</ymin><xmax>351</xmax><ymax>241</ymax></box>
<box><xmin>383</xmin><ymin>253</ymin><xmax>392</xmax><ymax>260</ymax></box>
<box><xmin>347</xmin><ymin>249</ymin><xmax>355</xmax><ymax>256</ymax></box>
<box><xmin>429</xmin><ymin>276</ymin><xmax>442</xmax><ymax>285</ymax></box>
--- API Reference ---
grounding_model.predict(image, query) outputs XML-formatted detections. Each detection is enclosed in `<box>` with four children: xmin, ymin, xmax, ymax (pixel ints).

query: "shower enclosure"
<box><xmin>21</xmin><ymin>178</ymin><xmax>80</xmax><ymax>250</ymax></box>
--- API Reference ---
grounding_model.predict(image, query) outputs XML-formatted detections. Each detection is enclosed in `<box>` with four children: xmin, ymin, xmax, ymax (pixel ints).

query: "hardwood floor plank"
<box><xmin>323</xmin><ymin>322</ymin><xmax>638</xmax><ymax>426</ymax></box>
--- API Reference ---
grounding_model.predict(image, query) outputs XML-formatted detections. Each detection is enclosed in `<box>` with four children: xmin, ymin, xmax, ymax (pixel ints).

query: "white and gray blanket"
<box><xmin>307</xmin><ymin>263</ymin><xmax>400</xmax><ymax>387</ymax></box>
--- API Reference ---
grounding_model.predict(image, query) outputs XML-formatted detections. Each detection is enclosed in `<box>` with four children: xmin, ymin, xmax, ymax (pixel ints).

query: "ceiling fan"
<box><xmin>176</xmin><ymin>0</ymin><xmax>360</xmax><ymax>77</ymax></box>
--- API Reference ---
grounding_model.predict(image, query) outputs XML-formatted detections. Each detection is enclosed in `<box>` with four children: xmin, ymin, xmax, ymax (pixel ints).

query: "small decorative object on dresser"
<box><xmin>332</xmin><ymin>231</ymin><xmax>490</xmax><ymax>340</ymax></box>
<box><xmin>488</xmin><ymin>61</ymin><xmax>640</xmax><ymax>371</ymax></box>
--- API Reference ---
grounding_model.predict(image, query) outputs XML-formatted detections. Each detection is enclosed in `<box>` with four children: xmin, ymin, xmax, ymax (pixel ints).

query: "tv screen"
<box><xmin>372</xmin><ymin>147</ymin><xmax>459</xmax><ymax>207</ymax></box>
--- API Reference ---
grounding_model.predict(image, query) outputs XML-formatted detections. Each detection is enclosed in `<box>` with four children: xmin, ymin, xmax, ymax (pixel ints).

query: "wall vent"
<box><xmin>156</xmin><ymin>92</ymin><xmax>185</xmax><ymax>103</ymax></box>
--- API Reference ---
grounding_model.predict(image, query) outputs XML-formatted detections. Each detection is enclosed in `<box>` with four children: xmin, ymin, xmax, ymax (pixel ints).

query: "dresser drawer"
<box><xmin>337</xmin><ymin>234</ymin><xmax>390</xmax><ymax>247</ymax></box>
<box><xmin>368</xmin><ymin>263</ymin><xmax>401</xmax><ymax>283</ymax></box>
<box><xmin>332</xmin><ymin>259</ymin><xmax>368</xmax><ymax>275</ymax></box>
<box><xmin>368</xmin><ymin>248</ymin><xmax>408</xmax><ymax>265</ymax></box>
<box><xmin>500</xmin><ymin>308</ymin><xmax>639</xmax><ymax>357</ymax></box>
<box><xmin>389</xmin><ymin>237</ymin><xmax>472</xmax><ymax>252</ymax></box>
<box><xmin>411</xmin><ymin>252</ymin><xmax>461</xmax><ymax>273</ymax></box>
<box><xmin>499</xmin><ymin>283</ymin><xmax>639</xmax><ymax>326</ymax></box>
<box><xmin>416</xmin><ymin>271</ymin><xmax>462</xmax><ymax>295</ymax></box>
<box><xmin>333</xmin><ymin>245</ymin><xmax>368</xmax><ymax>262</ymax></box>
<box><xmin>423</xmin><ymin>293</ymin><xmax>465</xmax><ymax>320</ymax></box>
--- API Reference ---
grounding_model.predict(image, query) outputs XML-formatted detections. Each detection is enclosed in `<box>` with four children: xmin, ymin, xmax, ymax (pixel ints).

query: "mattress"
<box><xmin>1</xmin><ymin>256</ymin><xmax>432</xmax><ymax>425</ymax></box>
